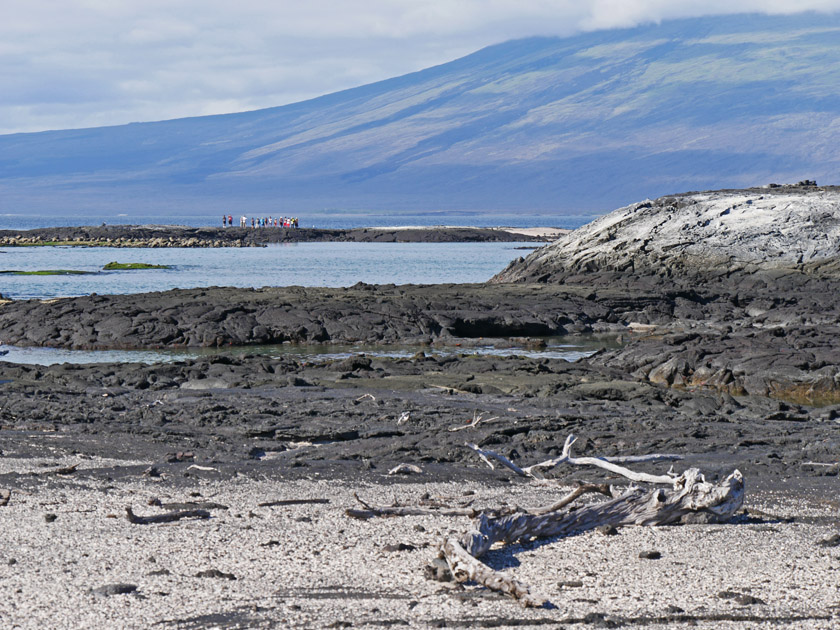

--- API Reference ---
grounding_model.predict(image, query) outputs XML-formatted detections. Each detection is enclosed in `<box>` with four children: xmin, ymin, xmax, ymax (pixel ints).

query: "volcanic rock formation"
<box><xmin>493</xmin><ymin>184</ymin><xmax>840</xmax><ymax>283</ymax></box>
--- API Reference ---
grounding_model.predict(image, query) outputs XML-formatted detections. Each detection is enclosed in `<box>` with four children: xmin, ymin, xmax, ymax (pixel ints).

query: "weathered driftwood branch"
<box><xmin>347</xmin><ymin>484</ymin><xmax>610</xmax><ymax>520</ymax></box>
<box><xmin>443</xmin><ymin>472</ymin><xmax>744</xmax><ymax>607</ymax></box>
<box><xmin>449</xmin><ymin>411</ymin><xmax>500</xmax><ymax>432</ymax></box>
<box><xmin>125</xmin><ymin>506</ymin><xmax>211</xmax><ymax>524</ymax></box>
<box><xmin>467</xmin><ymin>434</ymin><xmax>682</xmax><ymax>481</ymax></box>
<box><xmin>258</xmin><ymin>498</ymin><xmax>330</xmax><ymax>508</ymax></box>
<box><xmin>356</xmin><ymin>434</ymin><xmax>744</xmax><ymax>608</ymax></box>
<box><xmin>347</xmin><ymin>501</ymin><xmax>482</xmax><ymax>520</ymax></box>
<box><xmin>444</xmin><ymin>436</ymin><xmax>744</xmax><ymax>606</ymax></box>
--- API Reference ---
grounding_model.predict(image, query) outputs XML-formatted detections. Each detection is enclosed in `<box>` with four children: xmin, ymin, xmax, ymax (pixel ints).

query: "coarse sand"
<box><xmin>1</xmin><ymin>455</ymin><xmax>838</xmax><ymax>629</ymax></box>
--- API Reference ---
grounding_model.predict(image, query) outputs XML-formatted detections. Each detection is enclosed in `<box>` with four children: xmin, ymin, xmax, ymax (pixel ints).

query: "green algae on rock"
<box><xmin>102</xmin><ymin>262</ymin><xmax>172</xmax><ymax>270</ymax></box>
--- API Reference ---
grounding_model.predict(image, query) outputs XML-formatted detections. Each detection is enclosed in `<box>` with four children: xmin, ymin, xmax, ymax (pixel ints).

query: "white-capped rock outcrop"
<box><xmin>493</xmin><ymin>185</ymin><xmax>840</xmax><ymax>282</ymax></box>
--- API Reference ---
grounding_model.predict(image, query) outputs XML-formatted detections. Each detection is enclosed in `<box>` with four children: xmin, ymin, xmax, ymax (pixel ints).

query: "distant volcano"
<box><xmin>1</xmin><ymin>12</ymin><xmax>839</xmax><ymax>217</ymax></box>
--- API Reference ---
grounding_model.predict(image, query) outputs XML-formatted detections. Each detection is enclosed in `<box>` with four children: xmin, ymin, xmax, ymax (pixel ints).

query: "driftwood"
<box><xmin>466</xmin><ymin>435</ymin><xmax>683</xmax><ymax>480</ymax></box>
<box><xmin>47</xmin><ymin>464</ymin><xmax>79</xmax><ymax>476</ymax></box>
<box><xmin>258</xmin><ymin>498</ymin><xmax>330</xmax><ymax>507</ymax></box>
<box><xmin>125</xmin><ymin>506</ymin><xmax>211</xmax><ymax>524</ymax></box>
<box><xmin>353</xmin><ymin>434</ymin><xmax>744</xmax><ymax>607</ymax></box>
<box><xmin>449</xmin><ymin>411</ymin><xmax>500</xmax><ymax>432</ymax></box>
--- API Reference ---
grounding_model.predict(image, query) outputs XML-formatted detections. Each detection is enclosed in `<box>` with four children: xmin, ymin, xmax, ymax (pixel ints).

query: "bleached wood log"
<box><xmin>465</xmin><ymin>443</ymin><xmax>528</xmax><ymax>476</ymax></box>
<box><xmin>442</xmin><ymin>468</ymin><xmax>744</xmax><ymax>607</ymax></box>
<box><xmin>351</xmin><ymin>434</ymin><xmax>743</xmax><ymax>607</ymax></box>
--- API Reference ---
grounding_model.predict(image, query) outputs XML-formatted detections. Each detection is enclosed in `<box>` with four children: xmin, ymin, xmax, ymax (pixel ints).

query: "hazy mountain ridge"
<box><xmin>2</xmin><ymin>12</ymin><xmax>839</xmax><ymax>215</ymax></box>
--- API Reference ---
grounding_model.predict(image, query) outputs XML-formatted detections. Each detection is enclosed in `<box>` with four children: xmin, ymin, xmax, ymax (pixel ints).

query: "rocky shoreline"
<box><xmin>4</xmin><ymin>267</ymin><xmax>840</xmax><ymax>404</ymax></box>
<box><xmin>0</xmin><ymin>225</ymin><xmax>552</xmax><ymax>248</ymax></box>
<box><xmin>2</xmin><ymin>188</ymin><xmax>840</xmax><ymax>627</ymax></box>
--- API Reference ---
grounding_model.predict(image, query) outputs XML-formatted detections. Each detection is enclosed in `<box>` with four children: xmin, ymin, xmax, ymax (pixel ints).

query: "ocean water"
<box><xmin>0</xmin><ymin>241</ymin><xmax>539</xmax><ymax>300</ymax></box>
<box><xmin>0</xmin><ymin>212</ymin><xmax>597</xmax><ymax>231</ymax></box>
<box><xmin>0</xmin><ymin>212</ymin><xmax>597</xmax><ymax>365</ymax></box>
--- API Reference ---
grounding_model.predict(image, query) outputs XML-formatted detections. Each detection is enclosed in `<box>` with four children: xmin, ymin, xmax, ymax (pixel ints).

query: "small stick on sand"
<box><xmin>125</xmin><ymin>506</ymin><xmax>211</xmax><ymax>524</ymax></box>
<box><xmin>258</xmin><ymin>498</ymin><xmax>330</xmax><ymax>507</ymax></box>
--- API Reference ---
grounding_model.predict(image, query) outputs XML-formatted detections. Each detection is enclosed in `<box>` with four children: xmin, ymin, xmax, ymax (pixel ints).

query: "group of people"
<box><xmin>222</xmin><ymin>215</ymin><xmax>299</xmax><ymax>228</ymax></box>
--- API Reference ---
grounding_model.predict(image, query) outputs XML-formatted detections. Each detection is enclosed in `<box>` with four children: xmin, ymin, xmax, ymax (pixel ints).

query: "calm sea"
<box><xmin>0</xmin><ymin>211</ymin><xmax>599</xmax><ymax>365</ymax></box>
<box><xmin>1</xmin><ymin>241</ymin><xmax>541</xmax><ymax>301</ymax></box>
<box><xmin>0</xmin><ymin>212</ymin><xmax>596</xmax><ymax>231</ymax></box>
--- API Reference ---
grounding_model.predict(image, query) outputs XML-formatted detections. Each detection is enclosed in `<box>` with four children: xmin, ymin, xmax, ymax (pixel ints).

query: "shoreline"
<box><xmin>3</xmin><ymin>187</ymin><xmax>840</xmax><ymax>626</ymax></box>
<box><xmin>0</xmin><ymin>225</ymin><xmax>562</xmax><ymax>248</ymax></box>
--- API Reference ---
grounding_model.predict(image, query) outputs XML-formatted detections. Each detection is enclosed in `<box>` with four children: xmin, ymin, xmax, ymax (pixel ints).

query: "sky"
<box><xmin>3</xmin><ymin>0</ymin><xmax>840</xmax><ymax>136</ymax></box>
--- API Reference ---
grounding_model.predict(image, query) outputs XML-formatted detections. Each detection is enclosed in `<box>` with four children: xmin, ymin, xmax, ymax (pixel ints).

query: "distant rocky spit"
<box><xmin>0</xmin><ymin>225</ymin><xmax>551</xmax><ymax>248</ymax></box>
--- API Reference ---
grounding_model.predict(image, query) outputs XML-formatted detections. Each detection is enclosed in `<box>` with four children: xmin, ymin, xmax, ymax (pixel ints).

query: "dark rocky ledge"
<box><xmin>4</xmin><ymin>267</ymin><xmax>840</xmax><ymax>405</ymax></box>
<box><xmin>1</xmin><ymin>349</ymin><xmax>836</xmax><ymax>491</ymax></box>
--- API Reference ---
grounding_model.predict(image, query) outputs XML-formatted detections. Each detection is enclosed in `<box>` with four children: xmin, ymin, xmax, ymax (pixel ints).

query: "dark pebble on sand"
<box><xmin>44</xmin><ymin>513</ymin><xmax>57</xmax><ymax>523</ymax></box>
<box><xmin>817</xmin><ymin>533</ymin><xmax>840</xmax><ymax>547</ymax></box>
<box><xmin>639</xmin><ymin>550</ymin><xmax>661</xmax><ymax>559</ymax></box>
<box><xmin>92</xmin><ymin>583</ymin><xmax>138</xmax><ymax>596</ymax></box>
<box><xmin>195</xmin><ymin>569</ymin><xmax>236</xmax><ymax>580</ymax></box>
<box><xmin>383</xmin><ymin>543</ymin><xmax>416</xmax><ymax>552</ymax></box>
<box><xmin>718</xmin><ymin>590</ymin><xmax>766</xmax><ymax>605</ymax></box>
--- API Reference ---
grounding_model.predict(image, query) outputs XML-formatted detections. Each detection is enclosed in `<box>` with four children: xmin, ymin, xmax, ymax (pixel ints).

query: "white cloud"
<box><xmin>1</xmin><ymin>1</ymin><xmax>839</xmax><ymax>134</ymax></box>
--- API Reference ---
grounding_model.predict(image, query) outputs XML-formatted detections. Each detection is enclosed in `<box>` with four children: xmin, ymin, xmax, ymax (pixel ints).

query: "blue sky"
<box><xmin>2</xmin><ymin>0</ymin><xmax>840</xmax><ymax>135</ymax></box>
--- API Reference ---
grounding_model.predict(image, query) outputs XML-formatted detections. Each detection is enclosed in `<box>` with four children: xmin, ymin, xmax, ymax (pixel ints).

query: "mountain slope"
<box><xmin>2</xmin><ymin>12</ymin><xmax>840</xmax><ymax>216</ymax></box>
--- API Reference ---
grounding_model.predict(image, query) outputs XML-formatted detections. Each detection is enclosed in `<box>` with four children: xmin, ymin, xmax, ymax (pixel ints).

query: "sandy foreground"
<box><xmin>1</xmin><ymin>455</ymin><xmax>838</xmax><ymax>629</ymax></box>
